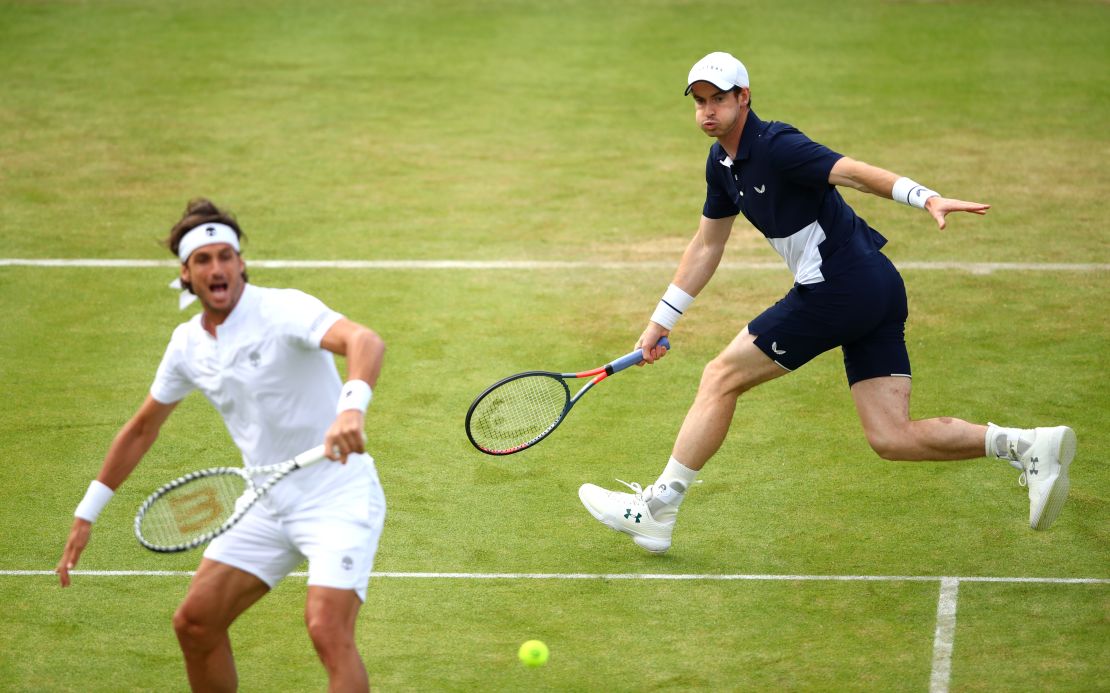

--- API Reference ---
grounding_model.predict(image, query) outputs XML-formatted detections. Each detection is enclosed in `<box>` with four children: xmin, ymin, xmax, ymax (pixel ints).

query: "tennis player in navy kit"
<box><xmin>579</xmin><ymin>52</ymin><xmax>1077</xmax><ymax>553</ymax></box>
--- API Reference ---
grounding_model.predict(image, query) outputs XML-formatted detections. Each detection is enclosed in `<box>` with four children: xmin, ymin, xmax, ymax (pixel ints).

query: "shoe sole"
<box><xmin>1031</xmin><ymin>426</ymin><xmax>1076</xmax><ymax>531</ymax></box>
<box><xmin>577</xmin><ymin>487</ymin><xmax>670</xmax><ymax>554</ymax></box>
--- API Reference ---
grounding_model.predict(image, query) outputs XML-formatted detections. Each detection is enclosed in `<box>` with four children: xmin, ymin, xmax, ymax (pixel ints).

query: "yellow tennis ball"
<box><xmin>518</xmin><ymin>639</ymin><xmax>549</xmax><ymax>667</ymax></box>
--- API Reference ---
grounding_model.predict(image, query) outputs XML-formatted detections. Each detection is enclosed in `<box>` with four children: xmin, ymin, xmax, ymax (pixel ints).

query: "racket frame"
<box><xmin>464</xmin><ymin>338</ymin><xmax>669</xmax><ymax>455</ymax></box>
<box><xmin>134</xmin><ymin>444</ymin><xmax>327</xmax><ymax>553</ymax></box>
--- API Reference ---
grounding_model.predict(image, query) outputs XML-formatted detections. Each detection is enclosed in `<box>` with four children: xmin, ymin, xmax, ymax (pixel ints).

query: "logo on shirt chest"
<box><xmin>722</xmin><ymin>159</ymin><xmax>767</xmax><ymax>198</ymax></box>
<box><xmin>248</xmin><ymin>350</ymin><xmax>261</xmax><ymax>367</ymax></box>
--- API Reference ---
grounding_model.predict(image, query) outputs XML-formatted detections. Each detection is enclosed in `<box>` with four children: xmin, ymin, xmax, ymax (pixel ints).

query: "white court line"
<box><xmin>0</xmin><ymin>258</ymin><xmax>1108</xmax><ymax>273</ymax></box>
<box><xmin>4</xmin><ymin>570</ymin><xmax>1108</xmax><ymax>583</ymax></box>
<box><xmin>930</xmin><ymin>577</ymin><xmax>961</xmax><ymax>693</ymax></box>
<box><xmin>12</xmin><ymin>568</ymin><xmax>1105</xmax><ymax>691</ymax></box>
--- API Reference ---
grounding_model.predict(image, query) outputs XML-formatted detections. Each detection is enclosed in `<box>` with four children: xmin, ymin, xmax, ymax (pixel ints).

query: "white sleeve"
<box><xmin>149</xmin><ymin>326</ymin><xmax>194</xmax><ymax>404</ymax></box>
<box><xmin>279</xmin><ymin>289</ymin><xmax>344</xmax><ymax>348</ymax></box>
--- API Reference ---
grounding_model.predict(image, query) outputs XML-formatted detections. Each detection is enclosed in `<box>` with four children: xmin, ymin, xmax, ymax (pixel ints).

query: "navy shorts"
<box><xmin>747</xmin><ymin>252</ymin><xmax>910</xmax><ymax>386</ymax></box>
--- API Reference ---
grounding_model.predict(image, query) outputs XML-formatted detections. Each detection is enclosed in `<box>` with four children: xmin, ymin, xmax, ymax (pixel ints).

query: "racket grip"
<box><xmin>607</xmin><ymin>336</ymin><xmax>671</xmax><ymax>374</ymax></box>
<box><xmin>297</xmin><ymin>444</ymin><xmax>329</xmax><ymax>466</ymax></box>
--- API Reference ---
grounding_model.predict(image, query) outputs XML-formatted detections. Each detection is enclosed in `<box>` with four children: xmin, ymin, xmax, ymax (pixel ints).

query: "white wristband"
<box><xmin>336</xmin><ymin>379</ymin><xmax>372</xmax><ymax>414</ymax></box>
<box><xmin>649</xmin><ymin>283</ymin><xmax>695</xmax><ymax>330</ymax></box>
<box><xmin>892</xmin><ymin>177</ymin><xmax>940</xmax><ymax>209</ymax></box>
<box><xmin>74</xmin><ymin>480</ymin><xmax>114</xmax><ymax>523</ymax></box>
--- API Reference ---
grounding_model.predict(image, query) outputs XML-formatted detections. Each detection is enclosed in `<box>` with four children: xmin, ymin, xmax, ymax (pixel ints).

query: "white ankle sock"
<box><xmin>648</xmin><ymin>457</ymin><xmax>698</xmax><ymax>519</ymax></box>
<box><xmin>985</xmin><ymin>423</ymin><xmax>1035</xmax><ymax>460</ymax></box>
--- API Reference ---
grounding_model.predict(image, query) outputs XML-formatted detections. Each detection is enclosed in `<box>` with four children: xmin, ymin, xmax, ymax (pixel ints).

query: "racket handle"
<box><xmin>607</xmin><ymin>337</ymin><xmax>671</xmax><ymax>375</ymax></box>
<box><xmin>296</xmin><ymin>444</ymin><xmax>329</xmax><ymax>467</ymax></box>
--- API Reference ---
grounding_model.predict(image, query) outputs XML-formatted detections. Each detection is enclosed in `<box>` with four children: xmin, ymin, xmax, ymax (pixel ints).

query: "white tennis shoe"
<box><xmin>1014</xmin><ymin>426</ymin><xmax>1077</xmax><ymax>530</ymax></box>
<box><xmin>578</xmin><ymin>480</ymin><xmax>678</xmax><ymax>554</ymax></box>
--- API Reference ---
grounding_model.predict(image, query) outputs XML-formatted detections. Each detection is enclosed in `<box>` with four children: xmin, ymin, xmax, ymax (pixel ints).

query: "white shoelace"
<box><xmin>615</xmin><ymin>479</ymin><xmax>650</xmax><ymax>500</ymax></box>
<box><xmin>1004</xmin><ymin>438</ymin><xmax>1028</xmax><ymax>486</ymax></box>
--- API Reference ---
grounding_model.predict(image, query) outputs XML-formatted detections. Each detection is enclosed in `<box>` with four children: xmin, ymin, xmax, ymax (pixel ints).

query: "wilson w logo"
<box><xmin>169</xmin><ymin>487</ymin><xmax>224</xmax><ymax>534</ymax></box>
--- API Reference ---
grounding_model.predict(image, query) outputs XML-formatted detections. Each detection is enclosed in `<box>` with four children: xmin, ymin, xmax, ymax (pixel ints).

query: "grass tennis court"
<box><xmin>1</xmin><ymin>1</ymin><xmax>1107</xmax><ymax>691</ymax></box>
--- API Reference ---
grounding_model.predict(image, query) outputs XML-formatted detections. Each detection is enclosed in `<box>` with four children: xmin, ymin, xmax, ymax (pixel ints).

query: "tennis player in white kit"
<box><xmin>57</xmin><ymin>198</ymin><xmax>386</xmax><ymax>692</ymax></box>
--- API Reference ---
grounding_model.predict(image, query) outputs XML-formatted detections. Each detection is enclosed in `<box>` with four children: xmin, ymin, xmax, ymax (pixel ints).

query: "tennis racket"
<box><xmin>134</xmin><ymin>444</ymin><xmax>328</xmax><ymax>553</ymax></box>
<box><xmin>465</xmin><ymin>337</ymin><xmax>670</xmax><ymax>455</ymax></box>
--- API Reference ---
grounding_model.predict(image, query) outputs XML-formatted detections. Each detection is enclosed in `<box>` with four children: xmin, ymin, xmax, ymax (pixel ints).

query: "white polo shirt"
<box><xmin>151</xmin><ymin>283</ymin><xmax>365</xmax><ymax>512</ymax></box>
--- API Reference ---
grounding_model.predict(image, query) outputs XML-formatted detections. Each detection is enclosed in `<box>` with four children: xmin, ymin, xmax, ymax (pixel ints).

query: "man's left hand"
<box><xmin>925</xmin><ymin>196</ymin><xmax>991</xmax><ymax>230</ymax></box>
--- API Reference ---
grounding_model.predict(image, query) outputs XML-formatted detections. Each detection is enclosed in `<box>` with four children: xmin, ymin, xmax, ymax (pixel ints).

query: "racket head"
<box><xmin>134</xmin><ymin>467</ymin><xmax>256</xmax><ymax>553</ymax></box>
<box><xmin>465</xmin><ymin>371</ymin><xmax>572</xmax><ymax>455</ymax></box>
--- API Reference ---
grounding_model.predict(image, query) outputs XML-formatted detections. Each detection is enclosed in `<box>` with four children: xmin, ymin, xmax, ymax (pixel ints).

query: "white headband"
<box><xmin>177</xmin><ymin>222</ymin><xmax>240</xmax><ymax>262</ymax></box>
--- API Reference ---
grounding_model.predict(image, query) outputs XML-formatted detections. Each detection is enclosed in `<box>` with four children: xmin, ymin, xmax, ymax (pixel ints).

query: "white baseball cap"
<box><xmin>685</xmin><ymin>52</ymin><xmax>749</xmax><ymax>95</ymax></box>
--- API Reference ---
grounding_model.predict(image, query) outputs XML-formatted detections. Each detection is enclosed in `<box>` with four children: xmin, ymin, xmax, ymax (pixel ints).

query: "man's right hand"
<box><xmin>56</xmin><ymin>518</ymin><xmax>92</xmax><ymax>588</ymax></box>
<box><xmin>636</xmin><ymin>323</ymin><xmax>671</xmax><ymax>365</ymax></box>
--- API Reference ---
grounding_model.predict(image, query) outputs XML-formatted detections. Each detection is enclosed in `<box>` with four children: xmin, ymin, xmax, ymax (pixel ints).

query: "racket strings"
<box><xmin>138</xmin><ymin>472</ymin><xmax>247</xmax><ymax>547</ymax></box>
<box><xmin>470</xmin><ymin>375</ymin><xmax>569</xmax><ymax>452</ymax></box>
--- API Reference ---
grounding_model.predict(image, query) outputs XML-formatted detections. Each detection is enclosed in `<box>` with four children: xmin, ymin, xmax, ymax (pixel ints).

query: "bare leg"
<box><xmin>173</xmin><ymin>559</ymin><xmax>270</xmax><ymax>692</ymax></box>
<box><xmin>305</xmin><ymin>586</ymin><xmax>368</xmax><ymax>693</ymax></box>
<box><xmin>578</xmin><ymin>329</ymin><xmax>789</xmax><ymax>553</ymax></box>
<box><xmin>851</xmin><ymin>376</ymin><xmax>986</xmax><ymax>460</ymax></box>
<box><xmin>671</xmin><ymin>328</ymin><xmax>789</xmax><ymax>470</ymax></box>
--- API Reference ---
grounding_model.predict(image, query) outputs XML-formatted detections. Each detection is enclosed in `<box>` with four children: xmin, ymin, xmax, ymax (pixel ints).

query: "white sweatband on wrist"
<box><xmin>892</xmin><ymin>177</ymin><xmax>940</xmax><ymax>209</ymax></box>
<box><xmin>74</xmin><ymin>480</ymin><xmax>114</xmax><ymax>523</ymax></box>
<box><xmin>336</xmin><ymin>379</ymin><xmax>372</xmax><ymax>414</ymax></box>
<box><xmin>649</xmin><ymin>283</ymin><xmax>695</xmax><ymax>330</ymax></box>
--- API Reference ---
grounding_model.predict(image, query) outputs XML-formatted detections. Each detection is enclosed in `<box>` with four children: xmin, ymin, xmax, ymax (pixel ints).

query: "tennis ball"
<box><xmin>518</xmin><ymin>639</ymin><xmax>549</xmax><ymax>667</ymax></box>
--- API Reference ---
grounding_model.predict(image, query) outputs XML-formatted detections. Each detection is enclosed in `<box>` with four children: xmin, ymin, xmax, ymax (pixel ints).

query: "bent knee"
<box><xmin>305</xmin><ymin>614</ymin><xmax>332</xmax><ymax>643</ymax></box>
<box><xmin>700</xmin><ymin>356</ymin><xmax>755</xmax><ymax>397</ymax></box>
<box><xmin>173</xmin><ymin>606</ymin><xmax>217</xmax><ymax>644</ymax></box>
<box><xmin>865</xmin><ymin>430</ymin><xmax>907</xmax><ymax>461</ymax></box>
<box><xmin>305</xmin><ymin>614</ymin><xmax>355</xmax><ymax>652</ymax></box>
<box><xmin>870</xmin><ymin>441</ymin><xmax>903</xmax><ymax>461</ymax></box>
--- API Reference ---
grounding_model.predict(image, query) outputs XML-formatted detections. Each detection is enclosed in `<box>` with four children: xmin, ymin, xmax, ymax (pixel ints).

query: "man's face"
<box><xmin>181</xmin><ymin>243</ymin><xmax>245</xmax><ymax>314</ymax></box>
<box><xmin>690</xmin><ymin>82</ymin><xmax>747</xmax><ymax>138</ymax></box>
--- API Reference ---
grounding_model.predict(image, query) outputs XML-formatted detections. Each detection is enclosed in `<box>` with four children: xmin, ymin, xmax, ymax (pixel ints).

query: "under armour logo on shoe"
<box><xmin>1029</xmin><ymin>457</ymin><xmax>1039</xmax><ymax>475</ymax></box>
<box><xmin>624</xmin><ymin>509</ymin><xmax>642</xmax><ymax>523</ymax></box>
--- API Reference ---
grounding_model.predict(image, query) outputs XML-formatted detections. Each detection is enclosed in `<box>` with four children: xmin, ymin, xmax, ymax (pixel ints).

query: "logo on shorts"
<box><xmin>771</xmin><ymin>341</ymin><xmax>786</xmax><ymax>355</ymax></box>
<box><xmin>342</xmin><ymin>556</ymin><xmax>354</xmax><ymax>571</ymax></box>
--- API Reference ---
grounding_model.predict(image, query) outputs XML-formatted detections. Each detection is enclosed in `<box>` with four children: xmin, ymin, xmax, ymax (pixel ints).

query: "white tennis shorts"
<box><xmin>203</xmin><ymin>455</ymin><xmax>385</xmax><ymax>601</ymax></box>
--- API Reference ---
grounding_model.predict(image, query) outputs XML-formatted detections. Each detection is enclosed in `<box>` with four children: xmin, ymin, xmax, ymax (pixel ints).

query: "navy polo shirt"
<box><xmin>703</xmin><ymin>110</ymin><xmax>887</xmax><ymax>284</ymax></box>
